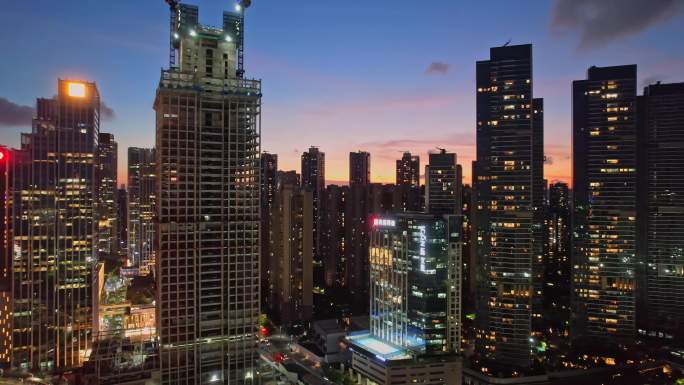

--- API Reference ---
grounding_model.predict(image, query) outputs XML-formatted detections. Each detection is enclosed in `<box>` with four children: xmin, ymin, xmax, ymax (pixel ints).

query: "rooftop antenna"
<box><xmin>503</xmin><ymin>38</ymin><xmax>512</xmax><ymax>47</ymax></box>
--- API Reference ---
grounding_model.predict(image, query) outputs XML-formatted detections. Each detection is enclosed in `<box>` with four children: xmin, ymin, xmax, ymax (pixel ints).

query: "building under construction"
<box><xmin>155</xmin><ymin>1</ymin><xmax>261</xmax><ymax>384</ymax></box>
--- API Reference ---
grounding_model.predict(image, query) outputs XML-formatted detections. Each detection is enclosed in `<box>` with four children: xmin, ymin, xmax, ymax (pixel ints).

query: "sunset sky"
<box><xmin>1</xmin><ymin>0</ymin><xmax>683</xmax><ymax>186</ymax></box>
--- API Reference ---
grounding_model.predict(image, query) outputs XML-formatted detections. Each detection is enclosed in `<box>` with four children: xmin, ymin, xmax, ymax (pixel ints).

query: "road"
<box><xmin>259</xmin><ymin>334</ymin><xmax>335</xmax><ymax>385</ymax></box>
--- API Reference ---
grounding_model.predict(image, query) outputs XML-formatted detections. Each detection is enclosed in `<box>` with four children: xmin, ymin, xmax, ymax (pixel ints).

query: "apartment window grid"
<box><xmin>574</xmin><ymin>75</ymin><xmax>637</xmax><ymax>340</ymax></box>
<box><xmin>157</xmin><ymin>84</ymin><xmax>260</xmax><ymax>384</ymax></box>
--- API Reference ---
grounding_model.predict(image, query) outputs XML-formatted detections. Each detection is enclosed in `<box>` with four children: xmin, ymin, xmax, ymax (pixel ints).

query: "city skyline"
<box><xmin>1</xmin><ymin>2</ymin><xmax>684</xmax><ymax>384</ymax></box>
<box><xmin>2</xmin><ymin>1</ymin><xmax>684</xmax><ymax>185</ymax></box>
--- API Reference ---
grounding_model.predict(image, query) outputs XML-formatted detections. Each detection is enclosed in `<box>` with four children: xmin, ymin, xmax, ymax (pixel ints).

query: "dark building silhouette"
<box><xmin>127</xmin><ymin>147</ymin><xmax>156</xmax><ymax>274</ymax></box>
<box><xmin>425</xmin><ymin>150</ymin><xmax>461</xmax><ymax>216</ymax></box>
<box><xmin>260</xmin><ymin>153</ymin><xmax>278</xmax><ymax>317</ymax></box>
<box><xmin>396</xmin><ymin>151</ymin><xmax>420</xmax><ymax>187</ymax></box>
<box><xmin>638</xmin><ymin>81</ymin><xmax>684</xmax><ymax>341</ymax></box>
<box><xmin>350</xmin><ymin>151</ymin><xmax>371</xmax><ymax>185</ymax></box>
<box><xmin>0</xmin><ymin>146</ymin><xmax>12</xmax><ymax>369</ymax></box>
<box><xmin>96</xmin><ymin>132</ymin><xmax>118</xmax><ymax>260</ymax></box>
<box><xmin>345</xmin><ymin>183</ymin><xmax>371</xmax><ymax>315</ymax></box>
<box><xmin>321</xmin><ymin>185</ymin><xmax>347</xmax><ymax>291</ymax></box>
<box><xmin>116</xmin><ymin>185</ymin><xmax>128</xmax><ymax>258</ymax></box>
<box><xmin>572</xmin><ymin>65</ymin><xmax>637</xmax><ymax>342</ymax></box>
<box><xmin>369</xmin><ymin>183</ymin><xmax>396</xmax><ymax>214</ymax></box>
<box><xmin>301</xmin><ymin>146</ymin><xmax>326</xmax><ymax>295</ymax></box>
<box><xmin>473</xmin><ymin>44</ymin><xmax>545</xmax><ymax>367</ymax></box>
<box><xmin>394</xmin><ymin>152</ymin><xmax>422</xmax><ymax>212</ymax></box>
<box><xmin>545</xmin><ymin>182</ymin><xmax>571</xmax><ymax>338</ymax></box>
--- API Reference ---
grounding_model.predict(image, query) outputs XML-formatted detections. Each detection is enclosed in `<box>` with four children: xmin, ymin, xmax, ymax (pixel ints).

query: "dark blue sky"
<box><xmin>1</xmin><ymin>0</ymin><xmax>683</xmax><ymax>184</ymax></box>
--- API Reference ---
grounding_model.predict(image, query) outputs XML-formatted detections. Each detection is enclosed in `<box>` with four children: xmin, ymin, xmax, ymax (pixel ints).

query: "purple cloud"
<box><xmin>551</xmin><ymin>0</ymin><xmax>684</xmax><ymax>50</ymax></box>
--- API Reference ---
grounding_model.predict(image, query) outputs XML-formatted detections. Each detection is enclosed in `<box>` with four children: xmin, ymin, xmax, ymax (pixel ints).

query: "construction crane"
<box><xmin>165</xmin><ymin>0</ymin><xmax>180</xmax><ymax>67</ymax></box>
<box><xmin>235</xmin><ymin>0</ymin><xmax>252</xmax><ymax>78</ymax></box>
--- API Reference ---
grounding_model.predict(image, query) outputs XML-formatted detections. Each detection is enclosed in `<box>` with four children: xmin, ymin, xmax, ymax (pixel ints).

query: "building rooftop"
<box><xmin>347</xmin><ymin>333</ymin><xmax>411</xmax><ymax>361</ymax></box>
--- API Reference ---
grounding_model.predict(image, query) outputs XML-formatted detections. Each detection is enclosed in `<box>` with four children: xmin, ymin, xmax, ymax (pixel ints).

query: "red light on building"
<box><xmin>273</xmin><ymin>352</ymin><xmax>284</xmax><ymax>363</ymax></box>
<box><xmin>0</xmin><ymin>151</ymin><xmax>5</xmax><ymax>162</ymax></box>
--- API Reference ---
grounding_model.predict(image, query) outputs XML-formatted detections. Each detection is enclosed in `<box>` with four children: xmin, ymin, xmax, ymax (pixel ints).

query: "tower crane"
<box><xmin>235</xmin><ymin>0</ymin><xmax>252</xmax><ymax>78</ymax></box>
<box><xmin>165</xmin><ymin>0</ymin><xmax>180</xmax><ymax>67</ymax></box>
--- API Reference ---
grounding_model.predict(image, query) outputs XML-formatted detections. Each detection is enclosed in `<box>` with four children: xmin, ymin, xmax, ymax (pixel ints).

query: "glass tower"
<box><xmin>11</xmin><ymin>79</ymin><xmax>100</xmax><ymax>371</ymax></box>
<box><xmin>127</xmin><ymin>147</ymin><xmax>156</xmax><ymax>274</ymax></box>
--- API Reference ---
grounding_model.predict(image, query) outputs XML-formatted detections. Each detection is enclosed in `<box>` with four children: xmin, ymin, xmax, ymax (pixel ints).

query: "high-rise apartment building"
<box><xmin>0</xmin><ymin>146</ymin><xmax>12</xmax><ymax>369</ymax></box>
<box><xmin>96</xmin><ymin>132</ymin><xmax>118</xmax><ymax>259</ymax></box>
<box><xmin>572</xmin><ymin>65</ymin><xmax>637</xmax><ymax>341</ymax></box>
<box><xmin>350</xmin><ymin>151</ymin><xmax>371</xmax><ymax>185</ymax></box>
<box><xmin>425</xmin><ymin>150</ymin><xmax>461</xmax><ymax>216</ymax></box>
<box><xmin>127</xmin><ymin>147</ymin><xmax>156</xmax><ymax>274</ymax></box>
<box><xmin>473</xmin><ymin>44</ymin><xmax>545</xmax><ymax>367</ymax></box>
<box><xmin>346</xmin><ymin>183</ymin><xmax>371</xmax><ymax>315</ymax></box>
<box><xmin>301</xmin><ymin>147</ymin><xmax>325</xmax><ymax>298</ymax></box>
<box><xmin>395</xmin><ymin>152</ymin><xmax>422</xmax><ymax>213</ymax></box>
<box><xmin>270</xmin><ymin>176</ymin><xmax>313</xmax><ymax>324</ymax></box>
<box><xmin>155</xmin><ymin>3</ymin><xmax>261</xmax><ymax>384</ymax></box>
<box><xmin>396</xmin><ymin>152</ymin><xmax>420</xmax><ymax>187</ymax></box>
<box><xmin>116</xmin><ymin>185</ymin><xmax>128</xmax><ymax>257</ymax></box>
<box><xmin>545</xmin><ymin>182</ymin><xmax>571</xmax><ymax>337</ymax></box>
<box><xmin>321</xmin><ymin>185</ymin><xmax>348</xmax><ymax>291</ymax></box>
<box><xmin>639</xmin><ymin>82</ymin><xmax>684</xmax><ymax>341</ymax></box>
<box><xmin>260</xmin><ymin>153</ymin><xmax>277</xmax><ymax>317</ymax></box>
<box><xmin>11</xmin><ymin>79</ymin><xmax>100</xmax><ymax>370</ymax></box>
<box><xmin>348</xmin><ymin>213</ymin><xmax>462</xmax><ymax>385</ymax></box>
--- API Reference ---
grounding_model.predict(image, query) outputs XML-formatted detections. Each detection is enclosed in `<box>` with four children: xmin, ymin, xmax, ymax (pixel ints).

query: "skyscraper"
<box><xmin>350</xmin><ymin>150</ymin><xmax>371</xmax><ymax>185</ymax></box>
<box><xmin>545</xmin><ymin>182</ymin><xmax>571</xmax><ymax>337</ymax></box>
<box><xmin>0</xmin><ymin>146</ymin><xmax>12</xmax><ymax>369</ymax></box>
<box><xmin>639</xmin><ymin>81</ymin><xmax>684</xmax><ymax>341</ymax></box>
<box><xmin>127</xmin><ymin>147</ymin><xmax>156</xmax><ymax>274</ymax></box>
<box><xmin>155</xmin><ymin>3</ymin><xmax>261</xmax><ymax>384</ymax></box>
<box><xmin>425</xmin><ymin>149</ymin><xmax>461</xmax><ymax>216</ymax></box>
<box><xmin>321</xmin><ymin>184</ymin><xmax>348</xmax><ymax>292</ymax></box>
<box><xmin>116</xmin><ymin>185</ymin><xmax>128</xmax><ymax>258</ymax></box>
<box><xmin>572</xmin><ymin>65</ymin><xmax>637</xmax><ymax>341</ymax></box>
<box><xmin>270</xmin><ymin>175</ymin><xmax>313</xmax><ymax>324</ymax></box>
<box><xmin>260</xmin><ymin>153</ymin><xmax>277</xmax><ymax>317</ymax></box>
<box><xmin>11</xmin><ymin>79</ymin><xmax>100</xmax><ymax>370</ymax></box>
<box><xmin>301</xmin><ymin>147</ymin><xmax>325</xmax><ymax>297</ymax></box>
<box><xmin>345</xmin><ymin>182</ymin><xmax>371</xmax><ymax>315</ymax></box>
<box><xmin>473</xmin><ymin>44</ymin><xmax>545</xmax><ymax>367</ymax></box>
<box><xmin>396</xmin><ymin>151</ymin><xmax>420</xmax><ymax>187</ymax></box>
<box><xmin>395</xmin><ymin>152</ymin><xmax>421</xmax><ymax>213</ymax></box>
<box><xmin>348</xmin><ymin>213</ymin><xmax>462</xmax><ymax>385</ymax></box>
<box><xmin>96</xmin><ymin>132</ymin><xmax>118</xmax><ymax>259</ymax></box>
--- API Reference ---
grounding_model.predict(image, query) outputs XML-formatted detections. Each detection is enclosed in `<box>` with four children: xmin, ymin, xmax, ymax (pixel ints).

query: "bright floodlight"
<box><xmin>67</xmin><ymin>82</ymin><xmax>86</xmax><ymax>98</ymax></box>
<box><xmin>235</xmin><ymin>4</ymin><xmax>241</xmax><ymax>12</ymax></box>
<box><xmin>173</xmin><ymin>32</ymin><xmax>179</xmax><ymax>39</ymax></box>
<box><xmin>189</xmin><ymin>29</ymin><xmax>197</xmax><ymax>37</ymax></box>
<box><xmin>225</xmin><ymin>35</ymin><xmax>233</xmax><ymax>42</ymax></box>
